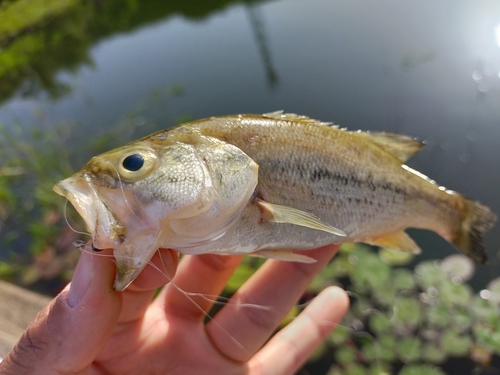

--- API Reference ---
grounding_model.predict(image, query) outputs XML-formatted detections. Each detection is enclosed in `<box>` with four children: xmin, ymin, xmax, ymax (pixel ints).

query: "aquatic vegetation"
<box><xmin>228</xmin><ymin>245</ymin><xmax>500</xmax><ymax>373</ymax></box>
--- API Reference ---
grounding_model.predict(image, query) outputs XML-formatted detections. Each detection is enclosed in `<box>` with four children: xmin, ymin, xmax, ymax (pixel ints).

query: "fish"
<box><xmin>53</xmin><ymin>112</ymin><xmax>497</xmax><ymax>292</ymax></box>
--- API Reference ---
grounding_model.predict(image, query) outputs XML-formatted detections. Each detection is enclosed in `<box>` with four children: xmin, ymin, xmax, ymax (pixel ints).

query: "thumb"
<box><xmin>0</xmin><ymin>249</ymin><xmax>122</xmax><ymax>375</ymax></box>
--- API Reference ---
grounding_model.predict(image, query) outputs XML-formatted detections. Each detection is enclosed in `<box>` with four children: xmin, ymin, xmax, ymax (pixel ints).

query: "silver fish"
<box><xmin>54</xmin><ymin>112</ymin><xmax>497</xmax><ymax>291</ymax></box>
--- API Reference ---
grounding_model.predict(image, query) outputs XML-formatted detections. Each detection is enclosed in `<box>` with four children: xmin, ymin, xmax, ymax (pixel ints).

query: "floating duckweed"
<box><xmin>414</xmin><ymin>261</ymin><xmax>446</xmax><ymax>288</ymax></box>
<box><xmin>344</xmin><ymin>363</ymin><xmax>366</xmax><ymax>375</ymax></box>
<box><xmin>421</xmin><ymin>342</ymin><xmax>447</xmax><ymax>364</ymax></box>
<box><xmin>473</xmin><ymin>322</ymin><xmax>500</xmax><ymax>352</ymax></box>
<box><xmin>334</xmin><ymin>346</ymin><xmax>358</xmax><ymax>366</ymax></box>
<box><xmin>439</xmin><ymin>281</ymin><xmax>472</xmax><ymax>307</ymax></box>
<box><xmin>397</xmin><ymin>337</ymin><xmax>422</xmax><ymax>362</ymax></box>
<box><xmin>398</xmin><ymin>364</ymin><xmax>446</xmax><ymax>375</ymax></box>
<box><xmin>440</xmin><ymin>254</ymin><xmax>475</xmax><ymax>281</ymax></box>
<box><xmin>369</xmin><ymin>314</ymin><xmax>392</xmax><ymax>335</ymax></box>
<box><xmin>392</xmin><ymin>269</ymin><xmax>416</xmax><ymax>291</ymax></box>
<box><xmin>379</xmin><ymin>247</ymin><xmax>415</xmax><ymax>266</ymax></box>
<box><xmin>450</xmin><ymin>308</ymin><xmax>472</xmax><ymax>331</ymax></box>
<box><xmin>369</xmin><ymin>363</ymin><xmax>392</xmax><ymax>375</ymax></box>
<box><xmin>351</xmin><ymin>253</ymin><xmax>390</xmax><ymax>288</ymax></box>
<box><xmin>373</xmin><ymin>285</ymin><xmax>397</xmax><ymax>306</ymax></box>
<box><xmin>393</xmin><ymin>297</ymin><xmax>421</xmax><ymax>327</ymax></box>
<box><xmin>426</xmin><ymin>304</ymin><xmax>449</xmax><ymax>327</ymax></box>
<box><xmin>471</xmin><ymin>295</ymin><xmax>499</xmax><ymax>321</ymax></box>
<box><xmin>362</xmin><ymin>339</ymin><xmax>395</xmax><ymax>363</ymax></box>
<box><xmin>441</xmin><ymin>329</ymin><xmax>472</xmax><ymax>356</ymax></box>
<box><xmin>302</xmin><ymin>243</ymin><xmax>496</xmax><ymax>371</ymax></box>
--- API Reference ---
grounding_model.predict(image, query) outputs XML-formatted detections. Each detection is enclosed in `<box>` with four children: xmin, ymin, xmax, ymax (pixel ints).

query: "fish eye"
<box><xmin>118</xmin><ymin>150</ymin><xmax>156</xmax><ymax>181</ymax></box>
<box><xmin>122</xmin><ymin>154</ymin><xmax>144</xmax><ymax>171</ymax></box>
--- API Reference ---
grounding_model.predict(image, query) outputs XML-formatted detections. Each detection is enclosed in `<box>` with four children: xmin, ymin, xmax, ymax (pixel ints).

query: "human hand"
<box><xmin>0</xmin><ymin>245</ymin><xmax>349</xmax><ymax>375</ymax></box>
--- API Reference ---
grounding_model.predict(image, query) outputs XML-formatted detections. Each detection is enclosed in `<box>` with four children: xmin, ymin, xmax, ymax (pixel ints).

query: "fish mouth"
<box><xmin>54</xmin><ymin>176</ymin><xmax>162</xmax><ymax>292</ymax></box>
<box><xmin>54</xmin><ymin>175</ymin><xmax>100</xmax><ymax>237</ymax></box>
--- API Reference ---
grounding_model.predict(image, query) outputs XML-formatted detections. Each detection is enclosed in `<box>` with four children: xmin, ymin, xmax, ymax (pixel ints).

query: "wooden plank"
<box><xmin>0</xmin><ymin>280</ymin><xmax>51</xmax><ymax>360</ymax></box>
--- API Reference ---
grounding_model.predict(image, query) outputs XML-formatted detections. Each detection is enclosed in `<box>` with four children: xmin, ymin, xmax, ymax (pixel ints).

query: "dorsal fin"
<box><xmin>359</xmin><ymin>132</ymin><xmax>425</xmax><ymax>163</ymax></box>
<box><xmin>262</xmin><ymin>111</ymin><xmax>333</xmax><ymax>126</ymax></box>
<box><xmin>263</xmin><ymin>111</ymin><xmax>424</xmax><ymax>163</ymax></box>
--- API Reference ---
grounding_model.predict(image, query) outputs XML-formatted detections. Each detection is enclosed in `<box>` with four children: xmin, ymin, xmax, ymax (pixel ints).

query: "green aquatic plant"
<box><xmin>302</xmin><ymin>246</ymin><xmax>500</xmax><ymax>374</ymax></box>
<box><xmin>227</xmin><ymin>246</ymin><xmax>500</xmax><ymax>374</ymax></box>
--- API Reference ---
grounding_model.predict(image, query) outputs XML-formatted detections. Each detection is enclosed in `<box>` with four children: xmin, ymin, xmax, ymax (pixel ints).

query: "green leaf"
<box><xmin>426</xmin><ymin>304</ymin><xmax>450</xmax><ymax>327</ymax></box>
<box><xmin>392</xmin><ymin>269</ymin><xmax>416</xmax><ymax>291</ymax></box>
<box><xmin>438</xmin><ymin>281</ymin><xmax>472</xmax><ymax>307</ymax></box>
<box><xmin>335</xmin><ymin>346</ymin><xmax>358</xmax><ymax>366</ymax></box>
<box><xmin>422</xmin><ymin>342</ymin><xmax>447</xmax><ymax>364</ymax></box>
<box><xmin>414</xmin><ymin>261</ymin><xmax>446</xmax><ymax>288</ymax></box>
<box><xmin>351</xmin><ymin>252</ymin><xmax>391</xmax><ymax>289</ymax></box>
<box><xmin>450</xmin><ymin>308</ymin><xmax>472</xmax><ymax>331</ymax></box>
<box><xmin>473</xmin><ymin>322</ymin><xmax>500</xmax><ymax>353</ymax></box>
<box><xmin>397</xmin><ymin>337</ymin><xmax>421</xmax><ymax>362</ymax></box>
<box><xmin>394</xmin><ymin>297</ymin><xmax>421</xmax><ymax>327</ymax></box>
<box><xmin>369</xmin><ymin>314</ymin><xmax>392</xmax><ymax>335</ymax></box>
<box><xmin>344</xmin><ymin>364</ymin><xmax>367</xmax><ymax>375</ymax></box>
<box><xmin>441</xmin><ymin>329</ymin><xmax>472</xmax><ymax>356</ymax></box>
<box><xmin>470</xmin><ymin>296</ymin><xmax>499</xmax><ymax>322</ymax></box>
<box><xmin>398</xmin><ymin>364</ymin><xmax>446</xmax><ymax>375</ymax></box>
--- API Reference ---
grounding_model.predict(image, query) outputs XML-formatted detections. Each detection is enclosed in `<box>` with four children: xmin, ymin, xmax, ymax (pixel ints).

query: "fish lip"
<box><xmin>54</xmin><ymin>175</ymin><xmax>122</xmax><ymax>250</ymax></box>
<box><xmin>54</xmin><ymin>175</ymin><xmax>98</xmax><ymax>235</ymax></box>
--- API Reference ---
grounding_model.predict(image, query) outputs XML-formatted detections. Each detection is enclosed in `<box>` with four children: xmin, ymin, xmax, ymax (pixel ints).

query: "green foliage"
<box><xmin>0</xmin><ymin>0</ymin><xmax>78</xmax><ymax>41</ymax></box>
<box><xmin>0</xmin><ymin>83</ymin><xmax>180</xmax><ymax>289</ymax></box>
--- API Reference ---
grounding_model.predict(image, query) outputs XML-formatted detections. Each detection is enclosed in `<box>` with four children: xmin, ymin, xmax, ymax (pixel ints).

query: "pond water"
<box><xmin>1</xmin><ymin>0</ymin><xmax>500</xmax><ymax>287</ymax></box>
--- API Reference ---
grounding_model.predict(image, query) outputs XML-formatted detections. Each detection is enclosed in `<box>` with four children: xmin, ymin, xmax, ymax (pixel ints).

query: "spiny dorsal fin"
<box><xmin>263</xmin><ymin>111</ymin><xmax>423</xmax><ymax>163</ymax></box>
<box><xmin>262</xmin><ymin>111</ymin><xmax>333</xmax><ymax>126</ymax></box>
<box><xmin>359</xmin><ymin>132</ymin><xmax>425</xmax><ymax>163</ymax></box>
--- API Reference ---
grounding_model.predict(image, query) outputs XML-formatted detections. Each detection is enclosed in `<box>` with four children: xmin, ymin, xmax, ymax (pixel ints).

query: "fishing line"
<box><xmin>64</xmin><ymin>200</ymin><xmax>91</xmax><ymax>237</ymax></box>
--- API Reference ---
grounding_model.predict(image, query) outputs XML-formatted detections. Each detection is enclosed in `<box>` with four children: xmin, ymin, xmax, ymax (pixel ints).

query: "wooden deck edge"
<box><xmin>0</xmin><ymin>280</ymin><xmax>52</xmax><ymax>359</ymax></box>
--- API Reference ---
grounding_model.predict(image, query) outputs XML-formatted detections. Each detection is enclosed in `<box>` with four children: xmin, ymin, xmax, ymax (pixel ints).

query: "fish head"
<box><xmin>54</xmin><ymin>131</ymin><xmax>258</xmax><ymax>291</ymax></box>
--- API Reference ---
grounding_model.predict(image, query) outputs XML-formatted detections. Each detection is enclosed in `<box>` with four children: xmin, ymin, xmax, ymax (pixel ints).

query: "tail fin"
<box><xmin>453</xmin><ymin>199</ymin><xmax>497</xmax><ymax>264</ymax></box>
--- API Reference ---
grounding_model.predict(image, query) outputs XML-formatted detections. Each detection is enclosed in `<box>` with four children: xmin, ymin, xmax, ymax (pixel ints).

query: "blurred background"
<box><xmin>1</xmin><ymin>0</ymin><xmax>500</xmax><ymax>374</ymax></box>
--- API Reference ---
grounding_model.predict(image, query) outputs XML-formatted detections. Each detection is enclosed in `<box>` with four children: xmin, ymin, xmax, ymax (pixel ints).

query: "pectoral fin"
<box><xmin>253</xmin><ymin>249</ymin><xmax>317</xmax><ymax>263</ymax></box>
<box><xmin>256</xmin><ymin>200</ymin><xmax>346</xmax><ymax>237</ymax></box>
<box><xmin>365</xmin><ymin>231</ymin><xmax>421</xmax><ymax>254</ymax></box>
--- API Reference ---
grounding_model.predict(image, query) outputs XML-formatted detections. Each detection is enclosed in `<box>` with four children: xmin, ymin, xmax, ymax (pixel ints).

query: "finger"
<box><xmin>0</xmin><ymin>249</ymin><xmax>122</xmax><ymax>375</ymax></box>
<box><xmin>249</xmin><ymin>286</ymin><xmax>349</xmax><ymax>375</ymax></box>
<box><xmin>158</xmin><ymin>254</ymin><xmax>243</xmax><ymax>320</ymax></box>
<box><xmin>206</xmin><ymin>244</ymin><xmax>340</xmax><ymax>362</ymax></box>
<box><xmin>118</xmin><ymin>248</ymin><xmax>178</xmax><ymax>324</ymax></box>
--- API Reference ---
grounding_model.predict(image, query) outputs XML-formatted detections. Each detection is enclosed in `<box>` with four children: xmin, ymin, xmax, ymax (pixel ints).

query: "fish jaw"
<box><xmin>53</xmin><ymin>175</ymin><xmax>124</xmax><ymax>250</ymax></box>
<box><xmin>112</xmin><ymin>227</ymin><xmax>166</xmax><ymax>291</ymax></box>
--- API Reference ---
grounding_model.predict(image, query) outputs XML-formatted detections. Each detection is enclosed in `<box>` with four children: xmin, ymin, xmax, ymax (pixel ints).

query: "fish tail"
<box><xmin>452</xmin><ymin>199</ymin><xmax>497</xmax><ymax>264</ymax></box>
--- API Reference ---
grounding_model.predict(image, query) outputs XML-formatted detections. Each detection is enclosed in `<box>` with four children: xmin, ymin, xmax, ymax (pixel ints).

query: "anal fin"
<box><xmin>253</xmin><ymin>249</ymin><xmax>317</xmax><ymax>263</ymax></box>
<box><xmin>256</xmin><ymin>200</ymin><xmax>346</xmax><ymax>237</ymax></box>
<box><xmin>365</xmin><ymin>231</ymin><xmax>421</xmax><ymax>254</ymax></box>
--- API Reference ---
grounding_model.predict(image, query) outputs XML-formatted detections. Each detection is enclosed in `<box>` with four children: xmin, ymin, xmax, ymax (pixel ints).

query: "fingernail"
<box><xmin>68</xmin><ymin>251</ymin><xmax>93</xmax><ymax>308</ymax></box>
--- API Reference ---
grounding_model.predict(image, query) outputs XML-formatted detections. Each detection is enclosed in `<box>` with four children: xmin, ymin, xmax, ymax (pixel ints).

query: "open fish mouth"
<box><xmin>54</xmin><ymin>175</ymin><xmax>123</xmax><ymax>251</ymax></box>
<box><xmin>54</xmin><ymin>175</ymin><xmax>164</xmax><ymax>291</ymax></box>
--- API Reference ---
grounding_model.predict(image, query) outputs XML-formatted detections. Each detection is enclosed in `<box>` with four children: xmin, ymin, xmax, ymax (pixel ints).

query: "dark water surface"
<box><xmin>1</xmin><ymin>0</ymin><xmax>500</xmax><ymax>286</ymax></box>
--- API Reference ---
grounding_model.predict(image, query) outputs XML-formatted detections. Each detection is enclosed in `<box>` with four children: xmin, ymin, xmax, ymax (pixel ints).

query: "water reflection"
<box><xmin>495</xmin><ymin>24</ymin><xmax>500</xmax><ymax>47</ymax></box>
